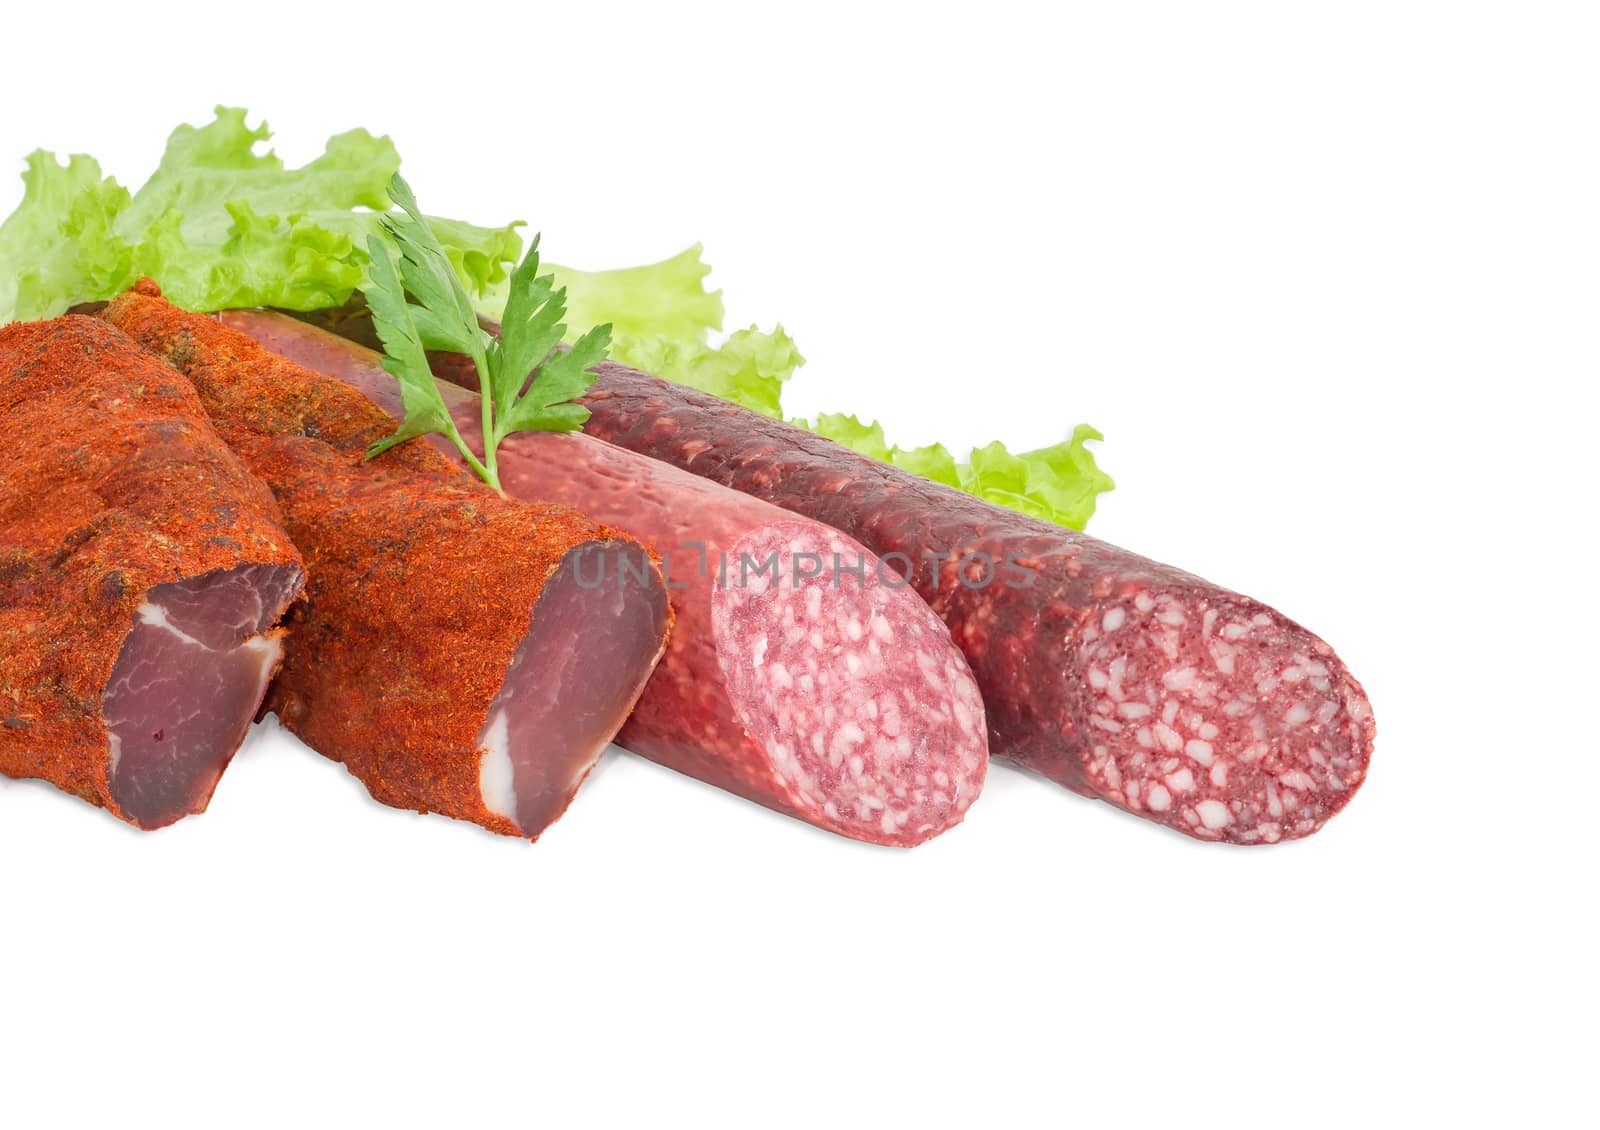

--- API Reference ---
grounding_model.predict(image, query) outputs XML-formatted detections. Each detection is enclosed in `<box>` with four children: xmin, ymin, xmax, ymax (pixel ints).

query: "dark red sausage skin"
<box><xmin>569</xmin><ymin>365</ymin><xmax>1374</xmax><ymax>843</ymax></box>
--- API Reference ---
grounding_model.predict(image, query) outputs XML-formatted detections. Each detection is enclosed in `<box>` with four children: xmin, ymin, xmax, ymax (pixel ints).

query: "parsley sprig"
<box><xmin>362</xmin><ymin>175</ymin><xmax>611</xmax><ymax>492</ymax></box>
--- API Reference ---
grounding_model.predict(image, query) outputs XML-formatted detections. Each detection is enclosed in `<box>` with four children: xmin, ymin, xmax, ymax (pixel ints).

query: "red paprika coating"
<box><xmin>105</xmin><ymin>283</ymin><xmax>671</xmax><ymax>839</ymax></box>
<box><xmin>1</xmin><ymin>315</ymin><xmax>304</xmax><ymax>828</ymax></box>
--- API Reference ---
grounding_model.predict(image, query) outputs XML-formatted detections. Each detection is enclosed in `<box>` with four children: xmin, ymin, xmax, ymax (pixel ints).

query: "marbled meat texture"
<box><xmin>571</xmin><ymin>366</ymin><xmax>1376</xmax><ymax>844</ymax></box>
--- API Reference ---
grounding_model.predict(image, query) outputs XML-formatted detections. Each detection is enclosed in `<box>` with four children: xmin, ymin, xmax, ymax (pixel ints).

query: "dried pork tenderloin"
<box><xmin>220</xmin><ymin>310</ymin><xmax>988</xmax><ymax>847</ymax></box>
<box><xmin>0</xmin><ymin>316</ymin><xmax>303</xmax><ymax>829</ymax></box>
<box><xmin>106</xmin><ymin>283</ymin><xmax>671</xmax><ymax>839</ymax></box>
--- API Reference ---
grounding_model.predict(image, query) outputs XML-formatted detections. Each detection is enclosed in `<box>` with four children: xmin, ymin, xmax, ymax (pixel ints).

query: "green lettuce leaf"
<box><xmin>0</xmin><ymin>153</ymin><xmax>134</xmax><ymax>323</ymax></box>
<box><xmin>3</xmin><ymin>111</ymin><xmax>1114</xmax><ymax>528</ymax></box>
<box><xmin>959</xmin><ymin>426</ymin><xmax>1114</xmax><ymax>529</ymax></box>
<box><xmin>804</xmin><ymin>414</ymin><xmax>1113</xmax><ymax>530</ymax></box>
<box><xmin>476</xmin><ymin>242</ymin><xmax>799</xmax><ymax>419</ymax></box>
<box><xmin>474</xmin><ymin>244</ymin><xmax>725</xmax><ymax>341</ymax></box>
<box><xmin>530</xmin><ymin>239</ymin><xmax>1114</xmax><ymax>527</ymax></box>
<box><xmin>548</xmin><ymin>244</ymin><xmax>725</xmax><ymax>342</ymax></box>
<box><xmin>609</xmin><ymin>325</ymin><xmax>803</xmax><ymax>419</ymax></box>
<box><xmin>416</xmin><ymin>215</ymin><xmax>525</xmax><ymax>300</ymax></box>
<box><xmin>0</xmin><ymin>107</ymin><xmax>520</xmax><ymax>323</ymax></box>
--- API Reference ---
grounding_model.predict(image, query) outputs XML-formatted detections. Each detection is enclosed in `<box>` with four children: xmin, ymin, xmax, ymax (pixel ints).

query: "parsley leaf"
<box><xmin>362</xmin><ymin>174</ymin><xmax>611</xmax><ymax>492</ymax></box>
<box><xmin>362</xmin><ymin>230</ymin><xmax>487</xmax><ymax>479</ymax></box>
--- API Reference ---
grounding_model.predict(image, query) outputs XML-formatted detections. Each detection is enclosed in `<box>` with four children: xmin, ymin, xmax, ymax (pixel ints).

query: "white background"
<box><xmin>1</xmin><ymin>2</ymin><xmax>1593</xmax><ymax>1126</ymax></box>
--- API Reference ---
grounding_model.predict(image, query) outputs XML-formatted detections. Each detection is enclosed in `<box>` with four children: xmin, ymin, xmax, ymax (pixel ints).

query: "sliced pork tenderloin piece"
<box><xmin>0</xmin><ymin>316</ymin><xmax>303</xmax><ymax>829</ymax></box>
<box><xmin>106</xmin><ymin>283</ymin><xmax>671</xmax><ymax>839</ymax></box>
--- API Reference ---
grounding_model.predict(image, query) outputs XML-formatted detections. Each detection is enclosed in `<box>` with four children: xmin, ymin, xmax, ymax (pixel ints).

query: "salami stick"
<box><xmin>572</xmin><ymin>368</ymin><xmax>1377</xmax><ymax>843</ymax></box>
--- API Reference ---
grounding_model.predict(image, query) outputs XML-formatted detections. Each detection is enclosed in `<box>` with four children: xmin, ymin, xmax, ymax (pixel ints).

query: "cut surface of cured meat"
<box><xmin>708</xmin><ymin>521</ymin><xmax>987</xmax><ymax>840</ymax></box>
<box><xmin>477</xmin><ymin>540</ymin><xmax>672</xmax><ymax>835</ymax></box>
<box><xmin>105</xmin><ymin>566</ymin><xmax>301</xmax><ymax>828</ymax></box>
<box><xmin>1069</xmin><ymin>586</ymin><xmax>1369</xmax><ymax>842</ymax></box>
<box><xmin>564</xmin><ymin>365</ymin><xmax>1376</xmax><ymax>844</ymax></box>
<box><xmin>0</xmin><ymin>316</ymin><xmax>304</xmax><ymax>829</ymax></box>
<box><xmin>106</xmin><ymin>284</ymin><xmax>670</xmax><ymax>839</ymax></box>
<box><xmin>222</xmin><ymin>309</ymin><xmax>989</xmax><ymax>847</ymax></box>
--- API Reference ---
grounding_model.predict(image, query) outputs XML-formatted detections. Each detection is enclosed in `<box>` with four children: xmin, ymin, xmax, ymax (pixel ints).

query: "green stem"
<box><xmin>445</xmin><ymin>425</ymin><xmax>496</xmax><ymax>491</ymax></box>
<box><xmin>471</xmin><ymin>335</ymin><xmax>498</xmax><ymax>492</ymax></box>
